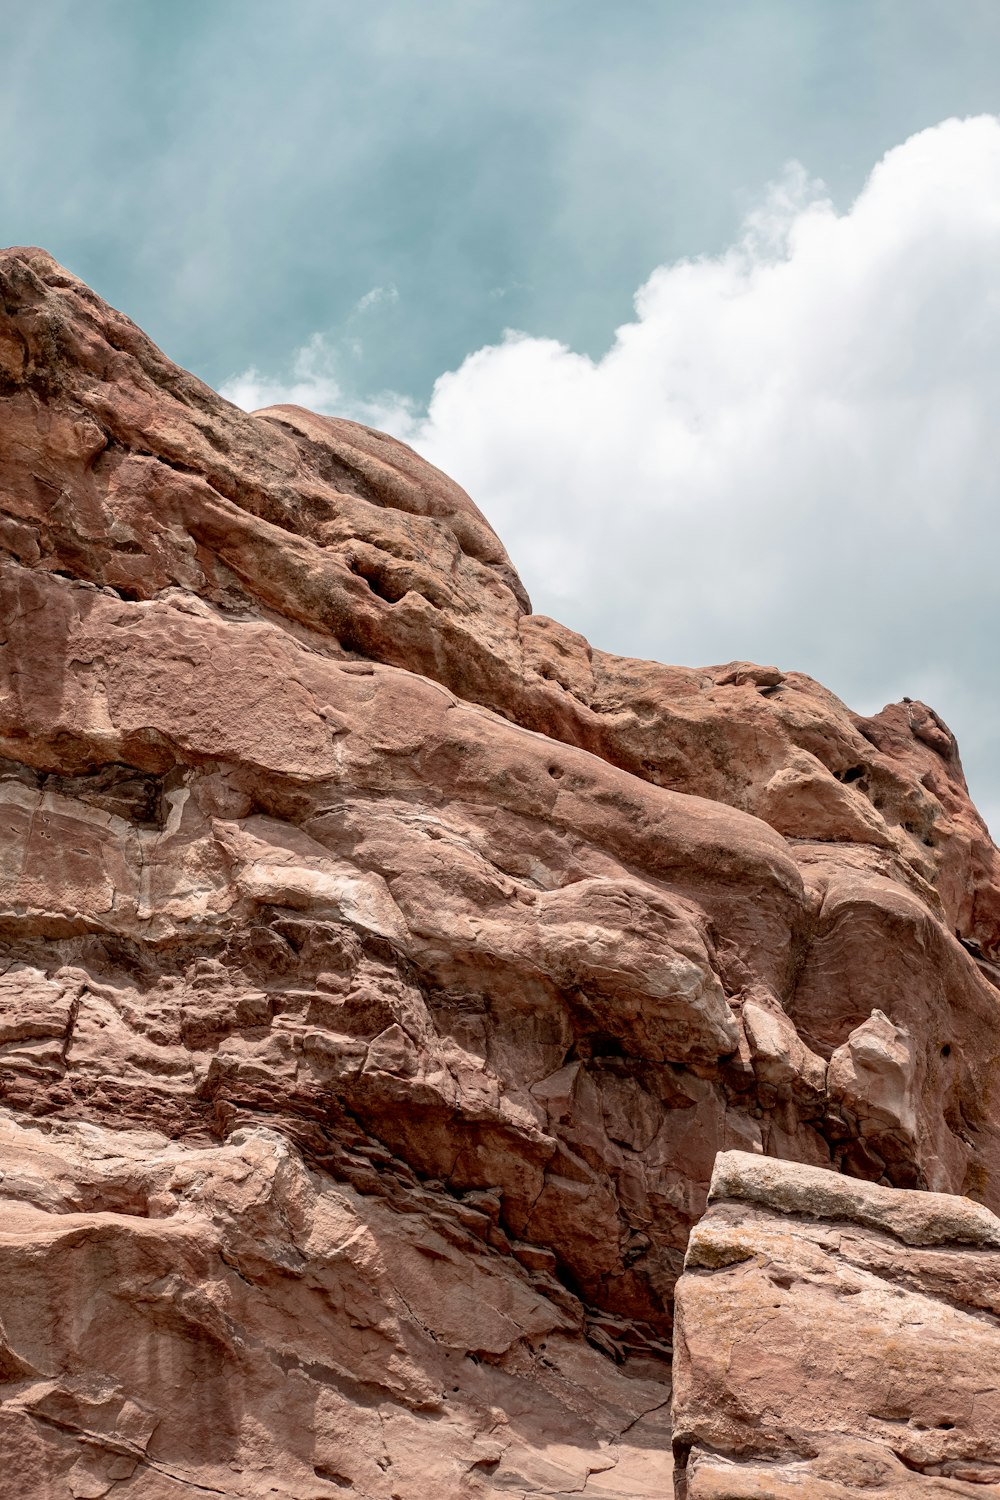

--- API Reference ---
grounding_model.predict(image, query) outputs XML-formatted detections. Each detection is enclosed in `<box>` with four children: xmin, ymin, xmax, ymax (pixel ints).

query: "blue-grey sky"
<box><xmin>5</xmin><ymin>3</ymin><xmax>1000</xmax><ymax>826</ymax></box>
<box><xmin>7</xmin><ymin>1</ymin><xmax>1000</xmax><ymax>400</ymax></box>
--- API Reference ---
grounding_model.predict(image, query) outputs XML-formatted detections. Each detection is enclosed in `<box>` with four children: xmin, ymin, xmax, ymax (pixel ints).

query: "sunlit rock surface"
<box><xmin>1</xmin><ymin>245</ymin><xmax>999</xmax><ymax>1495</ymax></box>
<box><xmin>674</xmin><ymin>1151</ymin><xmax>1000</xmax><ymax>1496</ymax></box>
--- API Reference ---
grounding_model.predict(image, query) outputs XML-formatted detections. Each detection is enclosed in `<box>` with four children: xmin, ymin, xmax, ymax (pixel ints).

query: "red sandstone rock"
<box><xmin>673</xmin><ymin>1151</ymin><xmax>1000</xmax><ymax>1496</ymax></box>
<box><xmin>1</xmin><ymin>245</ymin><xmax>1000</xmax><ymax>1494</ymax></box>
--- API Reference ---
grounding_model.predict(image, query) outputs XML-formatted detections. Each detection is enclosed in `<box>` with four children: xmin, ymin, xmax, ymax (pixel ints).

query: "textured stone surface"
<box><xmin>0</xmin><ymin>1110</ymin><xmax>676</xmax><ymax>1499</ymax></box>
<box><xmin>1</xmin><ymin>244</ymin><xmax>1000</xmax><ymax>1493</ymax></box>
<box><xmin>673</xmin><ymin>1150</ymin><xmax>1000</xmax><ymax>1496</ymax></box>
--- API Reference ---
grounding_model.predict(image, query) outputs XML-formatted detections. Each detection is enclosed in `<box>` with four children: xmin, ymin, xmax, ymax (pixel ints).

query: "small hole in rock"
<box><xmin>941</xmin><ymin>1044</ymin><xmax>952</xmax><ymax>1058</ymax></box>
<box><xmin>348</xmin><ymin>556</ymin><xmax>409</xmax><ymax>604</ymax></box>
<box><xmin>314</xmin><ymin>1467</ymin><xmax>353</xmax><ymax>1489</ymax></box>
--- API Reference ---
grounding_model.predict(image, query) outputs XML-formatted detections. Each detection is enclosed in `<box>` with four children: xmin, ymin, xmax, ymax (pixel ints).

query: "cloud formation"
<box><xmin>223</xmin><ymin>333</ymin><xmax>416</xmax><ymax>435</ymax></box>
<box><xmin>355</xmin><ymin>285</ymin><xmax>399</xmax><ymax>313</ymax></box>
<box><xmin>223</xmin><ymin>118</ymin><xmax>1000</xmax><ymax>829</ymax></box>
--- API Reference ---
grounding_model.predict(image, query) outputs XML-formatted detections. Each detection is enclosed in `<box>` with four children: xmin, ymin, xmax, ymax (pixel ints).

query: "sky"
<box><xmin>4</xmin><ymin>1</ymin><xmax>1000</xmax><ymax>828</ymax></box>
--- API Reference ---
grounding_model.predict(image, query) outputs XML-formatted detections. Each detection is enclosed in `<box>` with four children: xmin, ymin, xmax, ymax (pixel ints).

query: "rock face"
<box><xmin>0</xmin><ymin>1113</ymin><xmax>675</xmax><ymax>1500</ymax></box>
<box><xmin>674</xmin><ymin>1151</ymin><xmax>1000</xmax><ymax>1496</ymax></box>
<box><xmin>0</xmin><ymin>244</ymin><xmax>999</xmax><ymax>1494</ymax></box>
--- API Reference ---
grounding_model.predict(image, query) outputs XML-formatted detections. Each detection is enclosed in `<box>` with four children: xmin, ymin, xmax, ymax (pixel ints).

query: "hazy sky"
<box><xmin>4</xmin><ymin>2</ymin><xmax>1000</xmax><ymax>826</ymax></box>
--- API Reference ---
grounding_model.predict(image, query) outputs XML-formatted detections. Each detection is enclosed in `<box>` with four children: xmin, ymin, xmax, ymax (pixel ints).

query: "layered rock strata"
<box><xmin>0</xmin><ymin>1111</ymin><xmax>674</xmax><ymax>1499</ymax></box>
<box><xmin>673</xmin><ymin>1150</ymin><xmax>1000</xmax><ymax>1497</ymax></box>
<box><xmin>0</xmin><ymin>244</ymin><xmax>998</xmax><ymax>1493</ymax></box>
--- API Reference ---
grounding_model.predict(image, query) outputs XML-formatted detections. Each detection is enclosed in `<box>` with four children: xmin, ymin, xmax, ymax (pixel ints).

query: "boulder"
<box><xmin>673</xmin><ymin>1150</ymin><xmax>1000</xmax><ymax>1495</ymax></box>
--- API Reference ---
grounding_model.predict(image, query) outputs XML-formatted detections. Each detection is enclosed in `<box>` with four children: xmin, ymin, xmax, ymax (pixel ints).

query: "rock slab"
<box><xmin>673</xmin><ymin>1150</ymin><xmax>1000</xmax><ymax>1496</ymax></box>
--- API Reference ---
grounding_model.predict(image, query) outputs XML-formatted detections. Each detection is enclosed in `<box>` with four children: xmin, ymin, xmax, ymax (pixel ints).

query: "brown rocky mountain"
<box><xmin>1</xmin><ymin>244</ymin><xmax>999</xmax><ymax>1497</ymax></box>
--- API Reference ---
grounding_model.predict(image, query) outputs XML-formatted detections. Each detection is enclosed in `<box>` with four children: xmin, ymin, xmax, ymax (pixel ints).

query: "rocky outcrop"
<box><xmin>1</xmin><ymin>244</ymin><xmax>1000</xmax><ymax>1494</ymax></box>
<box><xmin>673</xmin><ymin>1150</ymin><xmax>1000</xmax><ymax>1496</ymax></box>
<box><xmin>0</xmin><ymin>1110</ymin><xmax>675</xmax><ymax>1499</ymax></box>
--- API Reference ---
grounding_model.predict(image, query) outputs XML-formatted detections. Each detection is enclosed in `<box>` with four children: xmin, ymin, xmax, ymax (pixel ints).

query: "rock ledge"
<box><xmin>674</xmin><ymin>1150</ymin><xmax>1000</xmax><ymax>1497</ymax></box>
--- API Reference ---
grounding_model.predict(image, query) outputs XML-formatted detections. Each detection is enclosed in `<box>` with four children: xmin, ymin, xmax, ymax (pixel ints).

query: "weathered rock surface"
<box><xmin>1</xmin><ymin>244</ymin><xmax>1000</xmax><ymax>1493</ymax></box>
<box><xmin>674</xmin><ymin>1150</ymin><xmax>1000</xmax><ymax>1496</ymax></box>
<box><xmin>0</xmin><ymin>1110</ymin><xmax>676</xmax><ymax>1499</ymax></box>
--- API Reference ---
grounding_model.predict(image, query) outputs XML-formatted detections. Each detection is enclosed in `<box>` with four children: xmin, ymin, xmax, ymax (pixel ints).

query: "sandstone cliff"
<box><xmin>1</xmin><ymin>245</ymin><xmax>999</xmax><ymax>1497</ymax></box>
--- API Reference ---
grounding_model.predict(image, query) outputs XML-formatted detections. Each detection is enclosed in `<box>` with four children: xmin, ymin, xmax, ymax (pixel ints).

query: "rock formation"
<box><xmin>674</xmin><ymin>1151</ymin><xmax>1000</xmax><ymax>1495</ymax></box>
<box><xmin>0</xmin><ymin>244</ymin><xmax>999</xmax><ymax>1495</ymax></box>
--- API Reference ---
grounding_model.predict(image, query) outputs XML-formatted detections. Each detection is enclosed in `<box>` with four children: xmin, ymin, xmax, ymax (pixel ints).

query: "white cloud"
<box><xmin>221</xmin><ymin>333</ymin><xmax>415</xmax><ymax>433</ymax></box>
<box><xmin>356</xmin><ymin>283</ymin><xmax>399</xmax><ymax>313</ymax></box>
<box><xmin>223</xmin><ymin>117</ymin><xmax>1000</xmax><ymax>830</ymax></box>
<box><xmin>222</xmin><ymin>333</ymin><xmax>342</xmax><ymax>414</ymax></box>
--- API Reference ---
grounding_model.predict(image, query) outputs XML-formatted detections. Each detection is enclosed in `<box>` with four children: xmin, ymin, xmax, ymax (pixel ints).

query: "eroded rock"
<box><xmin>1</xmin><ymin>245</ymin><xmax>999</xmax><ymax>1494</ymax></box>
<box><xmin>673</xmin><ymin>1150</ymin><xmax>1000</xmax><ymax>1496</ymax></box>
